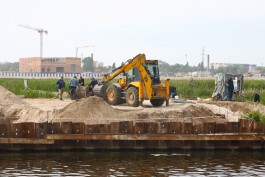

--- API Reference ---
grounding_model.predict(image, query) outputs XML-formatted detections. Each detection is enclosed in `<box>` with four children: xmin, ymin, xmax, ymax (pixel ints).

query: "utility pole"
<box><xmin>207</xmin><ymin>54</ymin><xmax>210</xmax><ymax>77</ymax></box>
<box><xmin>202</xmin><ymin>47</ymin><xmax>205</xmax><ymax>69</ymax></box>
<box><xmin>19</xmin><ymin>24</ymin><xmax>48</xmax><ymax>58</ymax></box>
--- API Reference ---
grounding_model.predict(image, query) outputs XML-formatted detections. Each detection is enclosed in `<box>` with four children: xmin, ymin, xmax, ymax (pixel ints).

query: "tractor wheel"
<box><xmin>150</xmin><ymin>99</ymin><xmax>165</xmax><ymax>107</ymax></box>
<box><xmin>106</xmin><ymin>85</ymin><xmax>122</xmax><ymax>105</ymax></box>
<box><xmin>126</xmin><ymin>87</ymin><xmax>139</xmax><ymax>107</ymax></box>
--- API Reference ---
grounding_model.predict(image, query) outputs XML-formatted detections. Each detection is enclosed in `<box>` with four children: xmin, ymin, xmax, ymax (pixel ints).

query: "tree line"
<box><xmin>0</xmin><ymin>62</ymin><xmax>19</xmax><ymax>72</ymax></box>
<box><xmin>0</xmin><ymin>60</ymin><xmax>264</xmax><ymax>76</ymax></box>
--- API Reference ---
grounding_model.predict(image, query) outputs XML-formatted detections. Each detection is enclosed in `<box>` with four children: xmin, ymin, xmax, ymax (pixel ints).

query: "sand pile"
<box><xmin>0</xmin><ymin>86</ymin><xmax>56</xmax><ymax>123</ymax></box>
<box><xmin>134</xmin><ymin>104</ymin><xmax>216</xmax><ymax>119</ymax></box>
<box><xmin>55</xmin><ymin>96</ymin><xmax>122</xmax><ymax>119</ymax></box>
<box><xmin>0</xmin><ymin>86</ymin><xmax>30</xmax><ymax>118</ymax></box>
<box><xmin>182</xmin><ymin>105</ymin><xmax>216</xmax><ymax>117</ymax></box>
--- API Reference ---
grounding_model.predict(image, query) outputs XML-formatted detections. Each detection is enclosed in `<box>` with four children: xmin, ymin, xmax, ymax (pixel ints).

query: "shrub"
<box><xmin>245</xmin><ymin>110</ymin><xmax>265</xmax><ymax>124</ymax></box>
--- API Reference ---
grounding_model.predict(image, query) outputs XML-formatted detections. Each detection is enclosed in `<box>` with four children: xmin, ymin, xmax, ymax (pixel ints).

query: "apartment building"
<box><xmin>19</xmin><ymin>57</ymin><xmax>81</xmax><ymax>73</ymax></box>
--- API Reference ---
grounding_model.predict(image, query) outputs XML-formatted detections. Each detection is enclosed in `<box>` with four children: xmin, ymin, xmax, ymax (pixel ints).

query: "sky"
<box><xmin>0</xmin><ymin>0</ymin><xmax>265</xmax><ymax>67</ymax></box>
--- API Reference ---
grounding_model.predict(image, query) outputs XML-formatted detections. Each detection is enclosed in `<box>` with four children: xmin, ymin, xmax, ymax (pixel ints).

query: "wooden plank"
<box><xmin>48</xmin><ymin>122</ymin><xmax>60</xmax><ymax>134</ymax></box>
<box><xmin>11</xmin><ymin>123</ymin><xmax>23</xmax><ymax>138</ymax></box>
<box><xmin>227</xmin><ymin>122</ymin><xmax>239</xmax><ymax>133</ymax></box>
<box><xmin>134</xmin><ymin>122</ymin><xmax>147</xmax><ymax>134</ymax></box>
<box><xmin>239</xmin><ymin>119</ymin><xmax>250</xmax><ymax>133</ymax></box>
<box><xmin>182</xmin><ymin>122</ymin><xmax>193</xmax><ymax>134</ymax></box>
<box><xmin>147</xmin><ymin>122</ymin><xmax>157</xmax><ymax>134</ymax></box>
<box><xmin>22</xmin><ymin>122</ymin><xmax>35</xmax><ymax>138</ymax></box>
<box><xmin>193</xmin><ymin>124</ymin><xmax>204</xmax><ymax>134</ymax></box>
<box><xmin>158</xmin><ymin>122</ymin><xmax>168</xmax><ymax>134</ymax></box>
<box><xmin>119</xmin><ymin>121</ymin><xmax>133</xmax><ymax>134</ymax></box>
<box><xmin>216</xmin><ymin>123</ymin><xmax>226</xmax><ymax>133</ymax></box>
<box><xmin>35</xmin><ymin>122</ymin><xmax>48</xmax><ymax>138</ymax></box>
<box><xmin>72</xmin><ymin>122</ymin><xmax>85</xmax><ymax>134</ymax></box>
<box><xmin>252</xmin><ymin>122</ymin><xmax>263</xmax><ymax>133</ymax></box>
<box><xmin>99</xmin><ymin>124</ymin><xmax>109</xmax><ymax>133</ymax></box>
<box><xmin>110</xmin><ymin>122</ymin><xmax>119</xmax><ymax>134</ymax></box>
<box><xmin>0</xmin><ymin>138</ymin><xmax>54</xmax><ymax>144</ymax></box>
<box><xmin>46</xmin><ymin>134</ymin><xmax>265</xmax><ymax>141</ymax></box>
<box><xmin>204</xmin><ymin>122</ymin><xmax>216</xmax><ymax>134</ymax></box>
<box><xmin>61</xmin><ymin>122</ymin><xmax>73</xmax><ymax>134</ymax></box>
<box><xmin>0</xmin><ymin>124</ymin><xmax>11</xmax><ymax>138</ymax></box>
<box><xmin>168</xmin><ymin>122</ymin><xmax>181</xmax><ymax>134</ymax></box>
<box><xmin>85</xmin><ymin>124</ymin><xmax>100</xmax><ymax>133</ymax></box>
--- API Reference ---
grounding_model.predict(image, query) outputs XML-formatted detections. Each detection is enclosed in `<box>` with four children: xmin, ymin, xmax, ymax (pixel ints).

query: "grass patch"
<box><xmin>0</xmin><ymin>77</ymin><xmax>264</xmax><ymax>103</ymax></box>
<box><xmin>243</xmin><ymin>110</ymin><xmax>265</xmax><ymax>124</ymax></box>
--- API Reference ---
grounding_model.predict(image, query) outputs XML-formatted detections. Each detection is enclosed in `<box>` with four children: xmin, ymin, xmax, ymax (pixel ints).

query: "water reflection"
<box><xmin>0</xmin><ymin>151</ymin><xmax>264</xmax><ymax>176</ymax></box>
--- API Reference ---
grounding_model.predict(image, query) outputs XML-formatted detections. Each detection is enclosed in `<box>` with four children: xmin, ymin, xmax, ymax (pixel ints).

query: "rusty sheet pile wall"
<box><xmin>0</xmin><ymin>119</ymin><xmax>265</xmax><ymax>151</ymax></box>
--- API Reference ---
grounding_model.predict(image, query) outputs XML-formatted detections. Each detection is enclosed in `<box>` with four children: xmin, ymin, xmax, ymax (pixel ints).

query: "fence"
<box><xmin>0</xmin><ymin>72</ymin><xmax>103</xmax><ymax>79</ymax></box>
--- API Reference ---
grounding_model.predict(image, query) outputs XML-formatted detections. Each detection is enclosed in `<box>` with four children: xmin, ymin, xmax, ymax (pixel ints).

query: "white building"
<box><xmin>210</xmin><ymin>62</ymin><xmax>256</xmax><ymax>73</ymax></box>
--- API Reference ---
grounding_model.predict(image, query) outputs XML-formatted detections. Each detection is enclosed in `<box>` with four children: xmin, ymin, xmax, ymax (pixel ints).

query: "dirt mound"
<box><xmin>56</xmin><ymin>96</ymin><xmax>122</xmax><ymax>119</ymax></box>
<box><xmin>0</xmin><ymin>86</ymin><xmax>30</xmax><ymax>118</ymax></box>
<box><xmin>134</xmin><ymin>104</ymin><xmax>216</xmax><ymax>119</ymax></box>
<box><xmin>14</xmin><ymin>97</ymin><xmax>123</xmax><ymax>123</ymax></box>
<box><xmin>182</xmin><ymin>105</ymin><xmax>216</xmax><ymax>117</ymax></box>
<box><xmin>14</xmin><ymin>108</ymin><xmax>53</xmax><ymax>123</ymax></box>
<box><xmin>204</xmin><ymin>101</ymin><xmax>265</xmax><ymax>114</ymax></box>
<box><xmin>0</xmin><ymin>86</ymin><xmax>26</xmax><ymax>105</ymax></box>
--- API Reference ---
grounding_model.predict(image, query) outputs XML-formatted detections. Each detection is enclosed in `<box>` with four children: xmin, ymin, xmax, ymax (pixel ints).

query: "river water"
<box><xmin>0</xmin><ymin>151</ymin><xmax>264</xmax><ymax>176</ymax></box>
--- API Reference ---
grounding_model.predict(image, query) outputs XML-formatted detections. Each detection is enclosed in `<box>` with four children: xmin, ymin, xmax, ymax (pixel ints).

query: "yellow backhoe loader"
<box><xmin>93</xmin><ymin>54</ymin><xmax>170</xmax><ymax>107</ymax></box>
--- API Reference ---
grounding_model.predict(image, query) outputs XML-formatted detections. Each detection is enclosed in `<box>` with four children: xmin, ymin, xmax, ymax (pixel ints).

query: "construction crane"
<box><xmin>18</xmin><ymin>24</ymin><xmax>48</xmax><ymax>58</ymax></box>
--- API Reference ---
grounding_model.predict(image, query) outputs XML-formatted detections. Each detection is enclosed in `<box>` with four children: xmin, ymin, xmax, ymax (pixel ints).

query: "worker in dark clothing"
<box><xmin>56</xmin><ymin>76</ymin><xmax>65</xmax><ymax>100</ymax></box>
<box><xmin>170</xmin><ymin>86</ymin><xmax>177</xmax><ymax>98</ymax></box>
<box><xmin>227</xmin><ymin>78</ymin><xmax>234</xmax><ymax>101</ymax></box>
<box><xmin>254</xmin><ymin>92</ymin><xmax>260</xmax><ymax>102</ymax></box>
<box><xmin>79</xmin><ymin>76</ymin><xmax>84</xmax><ymax>86</ymax></box>
<box><xmin>88</xmin><ymin>77</ymin><xmax>98</xmax><ymax>92</ymax></box>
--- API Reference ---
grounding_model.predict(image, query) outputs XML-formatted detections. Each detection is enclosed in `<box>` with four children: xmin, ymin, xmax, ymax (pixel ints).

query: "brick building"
<box><xmin>19</xmin><ymin>57</ymin><xmax>81</xmax><ymax>73</ymax></box>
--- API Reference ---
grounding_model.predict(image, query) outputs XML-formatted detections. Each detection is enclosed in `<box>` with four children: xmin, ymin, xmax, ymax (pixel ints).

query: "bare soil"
<box><xmin>199</xmin><ymin>100</ymin><xmax>265</xmax><ymax>115</ymax></box>
<box><xmin>1</xmin><ymin>86</ymin><xmax>264</xmax><ymax>125</ymax></box>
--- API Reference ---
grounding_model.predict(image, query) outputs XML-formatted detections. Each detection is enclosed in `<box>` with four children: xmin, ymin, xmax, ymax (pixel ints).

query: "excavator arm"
<box><xmin>101</xmin><ymin>54</ymin><xmax>146</xmax><ymax>83</ymax></box>
<box><xmin>93</xmin><ymin>54</ymin><xmax>153</xmax><ymax>100</ymax></box>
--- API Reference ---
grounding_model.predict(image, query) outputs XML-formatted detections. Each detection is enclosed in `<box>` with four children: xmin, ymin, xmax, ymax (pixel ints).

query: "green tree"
<box><xmin>0</xmin><ymin>62</ymin><xmax>19</xmax><ymax>72</ymax></box>
<box><xmin>82</xmin><ymin>57</ymin><xmax>94</xmax><ymax>72</ymax></box>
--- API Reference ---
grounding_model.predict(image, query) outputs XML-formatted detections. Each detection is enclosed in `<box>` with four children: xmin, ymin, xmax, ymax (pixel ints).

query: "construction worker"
<box><xmin>56</xmin><ymin>76</ymin><xmax>65</xmax><ymax>100</ymax></box>
<box><xmin>69</xmin><ymin>76</ymin><xmax>79</xmax><ymax>100</ymax></box>
<box><xmin>254</xmin><ymin>92</ymin><xmax>260</xmax><ymax>102</ymax></box>
<box><xmin>88</xmin><ymin>77</ymin><xmax>98</xmax><ymax>92</ymax></box>
<box><xmin>227</xmin><ymin>78</ymin><xmax>234</xmax><ymax>101</ymax></box>
<box><xmin>79</xmin><ymin>76</ymin><xmax>84</xmax><ymax>86</ymax></box>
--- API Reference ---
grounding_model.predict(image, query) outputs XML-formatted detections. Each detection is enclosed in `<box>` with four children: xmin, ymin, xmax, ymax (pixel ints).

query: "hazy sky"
<box><xmin>0</xmin><ymin>0</ymin><xmax>265</xmax><ymax>66</ymax></box>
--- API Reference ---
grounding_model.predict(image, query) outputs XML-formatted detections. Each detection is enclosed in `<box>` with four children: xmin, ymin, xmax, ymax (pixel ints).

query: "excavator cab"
<box><xmin>144</xmin><ymin>60</ymin><xmax>161</xmax><ymax>85</ymax></box>
<box><xmin>126</xmin><ymin>60</ymin><xmax>160</xmax><ymax>85</ymax></box>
